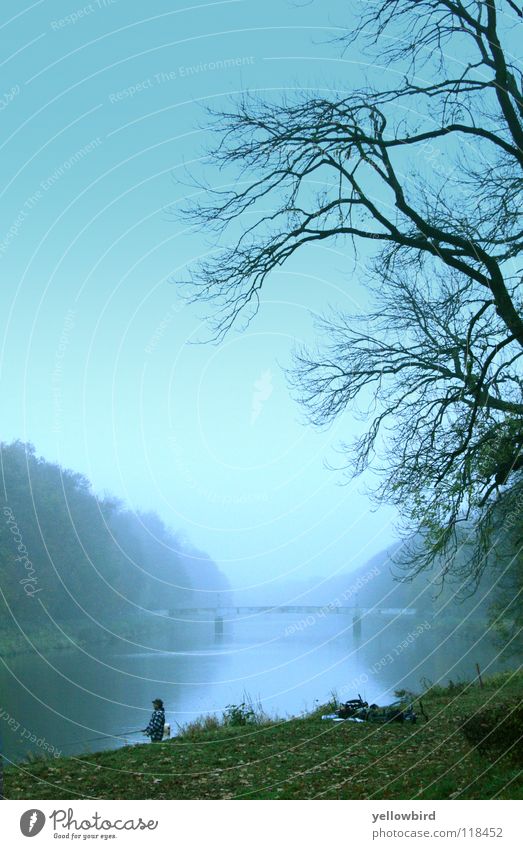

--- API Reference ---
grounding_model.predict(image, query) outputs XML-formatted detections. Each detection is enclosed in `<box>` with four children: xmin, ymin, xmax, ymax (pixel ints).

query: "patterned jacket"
<box><xmin>145</xmin><ymin>708</ymin><xmax>165</xmax><ymax>741</ymax></box>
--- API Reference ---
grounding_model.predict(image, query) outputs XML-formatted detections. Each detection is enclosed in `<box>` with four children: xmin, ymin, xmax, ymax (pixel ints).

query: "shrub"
<box><xmin>223</xmin><ymin>702</ymin><xmax>256</xmax><ymax>726</ymax></box>
<box><xmin>461</xmin><ymin>698</ymin><xmax>523</xmax><ymax>764</ymax></box>
<box><xmin>394</xmin><ymin>688</ymin><xmax>417</xmax><ymax>700</ymax></box>
<box><xmin>446</xmin><ymin>679</ymin><xmax>470</xmax><ymax>695</ymax></box>
<box><xmin>176</xmin><ymin>714</ymin><xmax>221</xmax><ymax>739</ymax></box>
<box><xmin>420</xmin><ymin>677</ymin><xmax>470</xmax><ymax>698</ymax></box>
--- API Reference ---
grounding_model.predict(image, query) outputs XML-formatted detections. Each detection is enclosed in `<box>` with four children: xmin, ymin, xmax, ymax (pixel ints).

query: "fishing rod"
<box><xmin>47</xmin><ymin>723</ymin><xmax>174</xmax><ymax>751</ymax></box>
<box><xmin>56</xmin><ymin>730</ymin><xmax>145</xmax><ymax>749</ymax></box>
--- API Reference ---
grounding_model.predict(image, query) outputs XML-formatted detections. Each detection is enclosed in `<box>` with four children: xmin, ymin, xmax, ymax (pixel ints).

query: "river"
<box><xmin>0</xmin><ymin>612</ymin><xmax>509</xmax><ymax>763</ymax></box>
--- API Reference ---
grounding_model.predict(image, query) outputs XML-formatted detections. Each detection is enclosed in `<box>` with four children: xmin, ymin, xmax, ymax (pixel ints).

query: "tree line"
<box><xmin>0</xmin><ymin>440</ymin><xmax>228</xmax><ymax>628</ymax></box>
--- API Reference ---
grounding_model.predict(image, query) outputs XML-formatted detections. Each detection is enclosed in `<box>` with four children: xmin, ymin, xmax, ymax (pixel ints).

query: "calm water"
<box><xmin>0</xmin><ymin>613</ymin><xmax>509</xmax><ymax>763</ymax></box>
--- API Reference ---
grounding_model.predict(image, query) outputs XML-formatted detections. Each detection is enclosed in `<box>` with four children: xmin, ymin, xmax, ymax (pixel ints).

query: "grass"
<box><xmin>176</xmin><ymin>692</ymin><xmax>273</xmax><ymax>740</ymax></box>
<box><xmin>4</xmin><ymin>671</ymin><xmax>523</xmax><ymax>800</ymax></box>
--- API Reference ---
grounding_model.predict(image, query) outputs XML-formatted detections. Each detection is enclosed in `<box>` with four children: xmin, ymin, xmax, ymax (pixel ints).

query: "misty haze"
<box><xmin>1</xmin><ymin>0</ymin><xmax>522</xmax><ymax>804</ymax></box>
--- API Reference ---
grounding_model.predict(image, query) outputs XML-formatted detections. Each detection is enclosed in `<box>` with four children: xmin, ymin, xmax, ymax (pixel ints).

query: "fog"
<box><xmin>0</xmin><ymin>0</ymin><xmax>515</xmax><ymax>766</ymax></box>
<box><xmin>0</xmin><ymin>0</ymin><xmax>398</xmax><ymax>591</ymax></box>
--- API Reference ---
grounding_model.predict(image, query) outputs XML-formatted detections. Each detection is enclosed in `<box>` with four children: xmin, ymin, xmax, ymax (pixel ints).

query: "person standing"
<box><xmin>142</xmin><ymin>698</ymin><xmax>165</xmax><ymax>742</ymax></box>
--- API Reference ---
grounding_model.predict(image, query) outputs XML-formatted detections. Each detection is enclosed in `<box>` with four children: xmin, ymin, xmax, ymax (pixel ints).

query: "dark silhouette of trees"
<box><xmin>0</xmin><ymin>441</ymin><xmax>225</xmax><ymax>625</ymax></box>
<box><xmin>181</xmin><ymin>0</ymin><xmax>523</xmax><ymax>583</ymax></box>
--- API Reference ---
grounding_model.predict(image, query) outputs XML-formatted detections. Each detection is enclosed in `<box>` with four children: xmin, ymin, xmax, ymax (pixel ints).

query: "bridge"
<box><xmin>163</xmin><ymin>605</ymin><xmax>418</xmax><ymax>638</ymax></box>
<box><xmin>166</xmin><ymin>605</ymin><xmax>417</xmax><ymax>616</ymax></box>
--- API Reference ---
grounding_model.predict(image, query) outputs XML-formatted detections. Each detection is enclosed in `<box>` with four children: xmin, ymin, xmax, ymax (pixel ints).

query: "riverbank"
<box><xmin>4</xmin><ymin>670</ymin><xmax>522</xmax><ymax>800</ymax></box>
<box><xmin>0</xmin><ymin>616</ymin><xmax>202</xmax><ymax>657</ymax></box>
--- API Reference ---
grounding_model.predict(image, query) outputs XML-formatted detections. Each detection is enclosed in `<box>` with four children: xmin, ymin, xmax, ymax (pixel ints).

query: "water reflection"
<box><xmin>0</xmin><ymin>613</ymin><xmax>510</xmax><ymax>762</ymax></box>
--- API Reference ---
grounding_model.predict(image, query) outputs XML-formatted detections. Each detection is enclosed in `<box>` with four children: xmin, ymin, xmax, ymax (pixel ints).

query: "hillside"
<box><xmin>0</xmin><ymin>440</ymin><xmax>228</xmax><ymax>647</ymax></box>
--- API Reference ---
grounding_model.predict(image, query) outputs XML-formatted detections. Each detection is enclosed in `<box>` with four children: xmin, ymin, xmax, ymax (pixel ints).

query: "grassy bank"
<box><xmin>4</xmin><ymin>671</ymin><xmax>522</xmax><ymax>800</ymax></box>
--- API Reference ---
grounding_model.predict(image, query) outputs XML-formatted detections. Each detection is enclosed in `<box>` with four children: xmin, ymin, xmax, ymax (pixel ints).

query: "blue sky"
<box><xmin>0</xmin><ymin>0</ymin><xmax>398</xmax><ymax>590</ymax></box>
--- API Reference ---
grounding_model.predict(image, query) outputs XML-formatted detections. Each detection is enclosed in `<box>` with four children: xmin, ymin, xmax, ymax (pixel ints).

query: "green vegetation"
<box><xmin>176</xmin><ymin>695</ymin><xmax>271</xmax><ymax>740</ymax></box>
<box><xmin>461</xmin><ymin>697</ymin><xmax>523</xmax><ymax>765</ymax></box>
<box><xmin>5</xmin><ymin>671</ymin><xmax>522</xmax><ymax>800</ymax></box>
<box><xmin>0</xmin><ymin>615</ymin><xmax>191</xmax><ymax>658</ymax></box>
<box><xmin>0</xmin><ymin>440</ymin><xmax>228</xmax><ymax>645</ymax></box>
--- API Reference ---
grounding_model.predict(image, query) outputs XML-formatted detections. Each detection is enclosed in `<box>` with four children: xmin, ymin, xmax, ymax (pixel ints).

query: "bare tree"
<box><xmin>181</xmin><ymin>1</ymin><xmax>523</xmax><ymax>582</ymax></box>
<box><xmin>289</xmin><ymin>271</ymin><xmax>523</xmax><ymax>581</ymax></box>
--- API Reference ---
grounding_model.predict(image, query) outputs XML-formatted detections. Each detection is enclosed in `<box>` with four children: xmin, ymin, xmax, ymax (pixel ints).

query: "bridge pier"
<box><xmin>353</xmin><ymin>611</ymin><xmax>362</xmax><ymax>640</ymax></box>
<box><xmin>214</xmin><ymin>615</ymin><xmax>224</xmax><ymax>638</ymax></box>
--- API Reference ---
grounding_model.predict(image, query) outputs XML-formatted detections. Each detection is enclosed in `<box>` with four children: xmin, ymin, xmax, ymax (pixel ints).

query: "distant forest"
<box><xmin>0</xmin><ymin>441</ymin><xmax>228</xmax><ymax>630</ymax></box>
